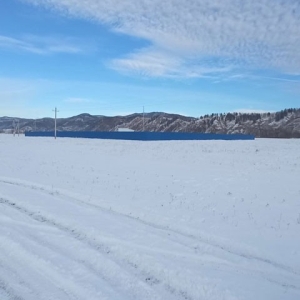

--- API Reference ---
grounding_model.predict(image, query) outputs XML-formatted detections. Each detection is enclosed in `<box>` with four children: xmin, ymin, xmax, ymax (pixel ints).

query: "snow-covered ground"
<box><xmin>0</xmin><ymin>134</ymin><xmax>299</xmax><ymax>300</ymax></box>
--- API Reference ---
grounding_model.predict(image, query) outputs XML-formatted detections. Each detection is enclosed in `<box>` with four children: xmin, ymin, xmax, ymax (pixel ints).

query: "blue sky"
<box><xmin>0</xmin><ymin>0</ymin><xmax>300</xmax><ymax>118</ymax></box>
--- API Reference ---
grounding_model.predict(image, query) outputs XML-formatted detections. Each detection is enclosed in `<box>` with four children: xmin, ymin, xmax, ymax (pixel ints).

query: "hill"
<box><xmin>1</xmin><ymin>108</ymin><xmax>300</xmax><ymax>138</ymax></box>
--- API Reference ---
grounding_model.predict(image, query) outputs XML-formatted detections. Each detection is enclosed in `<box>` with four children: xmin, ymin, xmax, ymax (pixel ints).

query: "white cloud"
<box><xmin>110</xmin><ymin>48</ymin><xmax>182</xmax><ymax>77</ymax></box>
<box><xmin>13</xmin><ymin>0</ymin><xmax>300</xmax><ymax>77</ymax></box>
<box><xmin>110</xmin><ymin>47</ymin><xmax>233</xmax><ymax>78</ymax></box>
<box><xmin>0</xmin><ymin>34</ymin><xmax>84</xmax><ymax>55</ymax></box>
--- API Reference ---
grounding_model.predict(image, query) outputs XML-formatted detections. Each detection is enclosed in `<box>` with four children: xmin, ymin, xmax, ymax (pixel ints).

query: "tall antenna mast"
<box><xmin>13</xmin><ymin>120</ymin><xmax>15</xmax><ymax>136</ymax></box>
<box><xmin>53</xmin><ymin>107</ymin><xmax>59</xmax><ymax>139</ymax></box>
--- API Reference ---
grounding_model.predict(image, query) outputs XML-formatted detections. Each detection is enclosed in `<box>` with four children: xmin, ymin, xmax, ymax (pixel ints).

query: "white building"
<box><xmin>117</xmin><ymin>128</ymin><xmax>134</xmax><ymax>132</ymax></box>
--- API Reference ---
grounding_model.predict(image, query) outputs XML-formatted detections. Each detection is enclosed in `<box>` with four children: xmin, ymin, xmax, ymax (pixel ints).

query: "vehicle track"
<box><xmin>1</xmin><ymin>177</ymin><xmax>299</xmax><ymax>277</ymax></box>
<box><xmin>0</xmin><ymin>195</ymin><xmax>196</xmax><ymax>300</ymax></box>
<box><xmin>1</xmin><ymin>178</ymin><xmax>300</xmax><ymax>300</ymax></box>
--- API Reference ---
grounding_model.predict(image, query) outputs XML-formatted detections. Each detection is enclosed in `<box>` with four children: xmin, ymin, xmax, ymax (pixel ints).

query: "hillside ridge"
<box><xmin>1</xmin><ymin>108</ymin><xmax>300</xmax><ymax>138</ymax></box>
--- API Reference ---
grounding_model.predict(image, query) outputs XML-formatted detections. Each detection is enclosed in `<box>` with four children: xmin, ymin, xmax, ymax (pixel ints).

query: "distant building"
<box><xmin>117</xmin><ymin>128</ymin><xmax>134</xmax><ymax>132</ymax></box>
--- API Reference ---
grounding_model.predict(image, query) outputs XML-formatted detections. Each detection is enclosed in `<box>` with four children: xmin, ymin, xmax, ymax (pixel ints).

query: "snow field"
<box><xmin>0</xmin><ymin>135</ymin><xmax>299</xmax><ymax>300</ymax></box>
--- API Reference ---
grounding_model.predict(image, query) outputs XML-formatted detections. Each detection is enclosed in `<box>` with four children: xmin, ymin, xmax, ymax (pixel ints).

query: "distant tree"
<box><xmin>225</xmin><ymin>113</ymin><xmax>235</xmax><ymax>122</ymax></box>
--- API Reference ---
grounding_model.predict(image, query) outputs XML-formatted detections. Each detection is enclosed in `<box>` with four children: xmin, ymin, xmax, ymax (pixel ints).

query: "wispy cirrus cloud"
<box><xmin>110</xmin><ymin>47</ymin><xmax>233</xmax><ymax>78</ymax></box>
<box><xmin>21</xmin><ymin>0</ymin><xmax>300</xmax><ymax>77</ymax></box>
<box><xmin>0</xmin><ymin>34</ymin><xmax>85</xmax><ymax>54</ymax></box>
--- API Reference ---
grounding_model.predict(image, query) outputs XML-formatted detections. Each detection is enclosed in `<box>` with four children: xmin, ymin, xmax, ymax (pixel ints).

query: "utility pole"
<box><xmin>143</xmin><ymin>106</ymin><xmax>145</xmax><ymax>132</ymax></box>
<box><xmin>13</xmin><ymin>120</ymin><xmax>20</xmax><ymax>136</ymax></box>
<box><xmin>53</xmin><ymin>107</ymin><xmax>59</xmax><ymax>139</ymax></box>
<box><xmin>13</xmin><ymin>120</ymin><xmax>15</xmax><ymax>136</ymax></box>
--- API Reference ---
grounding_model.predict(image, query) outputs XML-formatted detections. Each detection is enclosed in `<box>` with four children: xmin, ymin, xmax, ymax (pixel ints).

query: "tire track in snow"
<box><xmin>0</xmin><ymin>207</ymin><xmax>166</xmax><ymax>300</ymax></box>
<box><xmin>0</xmin><ymin>277</ymin><xmax>25</xmax><ymax>300</ymax></box>
<box><xmin>0</xmin><ymin>255</ymin><xmax>46</xmax><ymax>300</ymax></box>
<box><xmin>1</xmin><ymin>177</ymin><xmax>299</xmax><ymax>278</ymax></box>
<box><xmin>1</xmin><ymin>207</ymin><xmax>111</xmax><ymax>300</ymax></box>
<box><xmin>0</xmin><ymin>196</ymin><xmax>195</xmax><ymax>300</ymax></box>
<box><xmin>0</xmin><ymin>229</ymin><xmax>129</xmax><ymax>300</ymax></box>
<box><xmin>1</xmin><ymin>178</ymin><xmax>300</xmax><ymax>297</ymax></box>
